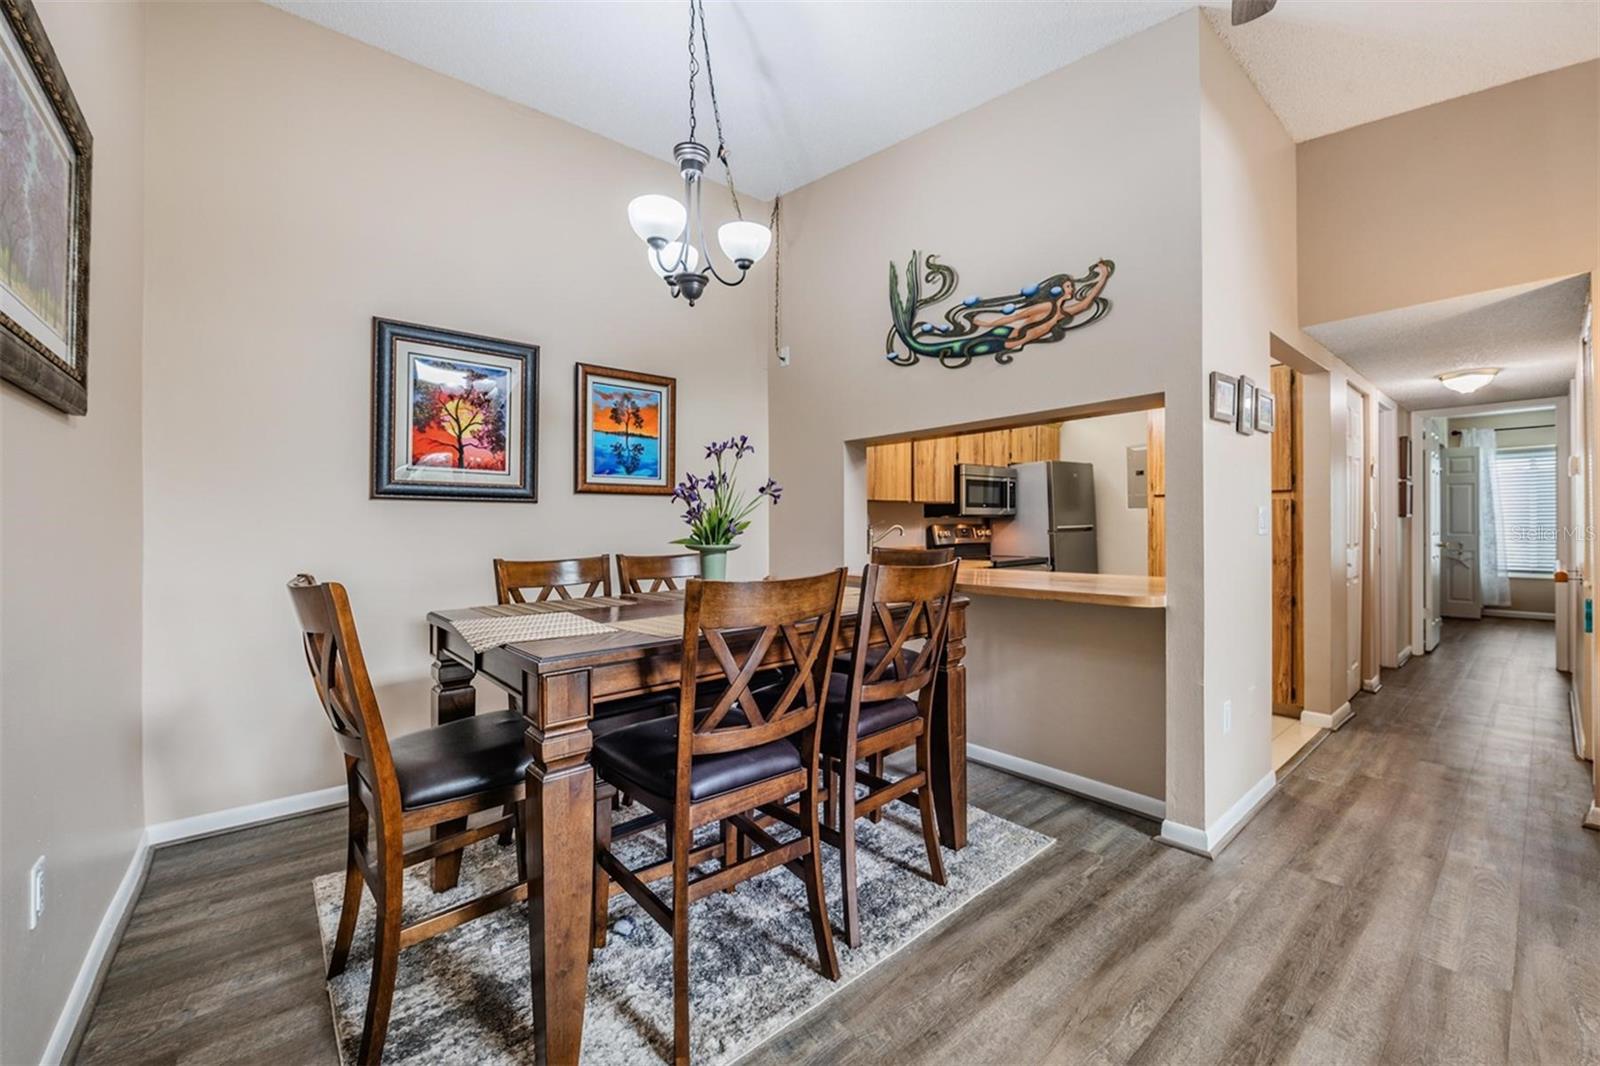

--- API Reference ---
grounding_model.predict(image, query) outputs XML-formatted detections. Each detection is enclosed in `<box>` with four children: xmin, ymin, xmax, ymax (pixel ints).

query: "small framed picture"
<box><xmin>1255</xmin><ymin>390</ymin><xmax>1276</xmax><ymax>433</ymax></box>
<box><xmin>574</xmin><ymin>363</ymin><xmax>676</xmax><ymax>495</ymax></box>
<box><xmin>1235</xmin><ymin>375</ymin><xmax>1257</xmax><ymax>436</ymax></box>
<box><xmin>371</xmin><ymin>318</ymin><xmax>539</xmax><ymax>502</ymax></box>
<box><xmin>1209</xmin><ymin>371</ymin><xmax>1237</xmax><ymax>424</ymax></box>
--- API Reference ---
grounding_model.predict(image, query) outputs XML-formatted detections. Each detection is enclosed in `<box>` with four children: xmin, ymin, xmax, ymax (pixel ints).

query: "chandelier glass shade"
<box><xmin>625</xmin><ymin>0</ymin><xmax>770</xmax><ymax>306</ymax></box>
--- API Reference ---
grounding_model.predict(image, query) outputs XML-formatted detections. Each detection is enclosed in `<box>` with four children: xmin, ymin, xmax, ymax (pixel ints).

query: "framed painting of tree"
<box><xmin>1</xmin><ymin>0</ymin><xmax>93</xmax><ymax>415</ymax></box>
<box><xmin>574</xmin><ymin>363</ymin><xmax>675</xmax><ymax>495</ymax></box>
<box><xmin>371</xmin><ymin>318</ymin><xmax>538</xmax><ymax>502</ymax></box>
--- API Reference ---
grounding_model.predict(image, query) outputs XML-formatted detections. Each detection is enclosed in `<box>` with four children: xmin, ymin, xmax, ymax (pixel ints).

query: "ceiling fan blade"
<box><xmin>1231</xmin><ymin>0</ymin><xmax>1277</xmax><ymax>26</ymax></box>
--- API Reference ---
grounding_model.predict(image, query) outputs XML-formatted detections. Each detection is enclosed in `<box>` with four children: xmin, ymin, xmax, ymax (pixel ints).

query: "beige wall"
<box><xmin>139</xmin><ymin>2</ymin><xmax>771</xmax><ymax>824</ymax></box>
<box><xmin>770</xmin><ymin>13</ymin><xmax>1211</xmax><ymax>827</ymax></box>
<box><xmin>1197</xmin><ymin>19</ymin><xmax>1285</xmax><ymax>820</ymax></box>
<box><xmin>1201</xmin><ymin>22</ymin><xmax>1407</xmax><ymax>756</ymax></box>
<box><xmin>1299</xmin><ymin>61</ymin><xmax>1599</xmax><ymax>326</ymax></box>
<box><xmin>0</xmin><ymin>3</ymin><xmax>146</xmax><ymax>1060</ymax></box>
<box><xmin>1058</xmin><ymin>411</ymin><xmax>1150</xmax><ymax>576</ymax></box>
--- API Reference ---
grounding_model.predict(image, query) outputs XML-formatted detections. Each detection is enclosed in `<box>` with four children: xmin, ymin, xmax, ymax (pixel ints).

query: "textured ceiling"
<box><xmin>1305</xmin><ymin>275</ymin><xmax>1591</xmax><ymax>412</ymax></box>
<box><xmin>1204</xmin><ymin>1</ymin><xmax>1599</xmax><ymax>142</ymax></box>
<box><xmin>267</xmin><ymin>1</ymin><xmax>1599</xmax><ymax>198</ymax></box>
<box><xmin>267</xmin><ymin>1</ymin><xmax>1189</xmax><ymax>200</ymax></box>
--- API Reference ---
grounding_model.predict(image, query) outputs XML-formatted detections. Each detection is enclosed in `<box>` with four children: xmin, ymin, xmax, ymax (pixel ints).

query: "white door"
<box><xmin>1425</xmin><ymin>444</ymin><xmax>1443</xmax><ymax>651</ymax></box>
<box><xmin>1441</xmin><ymin>446</ymin><xmax>1483</xmax><ymax>619</ymax></box>
<box><xmin>1346</xmin><ymin>389</ymin><xmax>1364</xmax><ymax>698</ymax></box>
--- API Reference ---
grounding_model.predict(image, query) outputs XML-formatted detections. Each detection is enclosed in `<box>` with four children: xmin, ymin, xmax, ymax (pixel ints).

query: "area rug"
<box><xmin>312</xmin><ymin>803</ymin><xmax>1051</xmax><ymax>1064</ymax></box>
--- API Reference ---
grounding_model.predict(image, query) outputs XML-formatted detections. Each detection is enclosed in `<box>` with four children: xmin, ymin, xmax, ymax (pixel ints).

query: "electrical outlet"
<box><xmin>28</xmin><ymin>856</ymin><xmax>44</xmax><ymax>930</ymax></box>
<box><xmin>1222</xmin><ymin>699</ymin><xmax>1233</xmax><ymax>734</ymax></box>
<box><xmin>777</xmin><ymin>345</ymin><xmax>791</xmax><ymax>367</ymax></box>
<box><xmin>1257</xmin><ymin>505</ymin><xmax>1269</xmax><ymax>535</ymax></box>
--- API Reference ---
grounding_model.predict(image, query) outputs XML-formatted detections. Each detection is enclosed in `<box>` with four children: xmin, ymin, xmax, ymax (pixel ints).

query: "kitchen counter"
<box><xmin>954</xmin><ymin>564</ymin><xmax>1166</xmax><ymax>608</ymax></box>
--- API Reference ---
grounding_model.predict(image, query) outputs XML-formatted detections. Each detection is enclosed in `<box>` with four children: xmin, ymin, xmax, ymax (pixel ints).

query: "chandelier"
<box><xmin>626</xmin><ymin>0</ymin><xmax>771</xmax><ymax>306</ymax></box>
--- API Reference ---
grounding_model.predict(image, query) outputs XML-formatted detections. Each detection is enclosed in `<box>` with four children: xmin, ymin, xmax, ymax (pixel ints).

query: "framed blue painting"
<box><xmin>575</xmin><ymin>363</ymin><xmax>675</xmax><ymax>495</ymax></box>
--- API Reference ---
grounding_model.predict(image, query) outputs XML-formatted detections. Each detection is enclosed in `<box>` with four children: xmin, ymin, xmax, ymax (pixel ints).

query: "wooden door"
<box><xmin>912</xmin><ymin>436</ymin><xmax>958</xmax><ymax>503</ymax></box>
<box><xmin>1270</xmin><ymin>365</ymin><xmax>1296</xmax><ymax>494</ymax></box>
<box><xmin>1269</xmin><ymin>366</ymin><xmax>1301</xmax><ymax>711</ymax></box>
<box><xmin>866</xmin><ymin>442</ymin><xmax>912</xmax><ymax>502</ymax></box>
<box><xmin>1272</xmin><ymin>495</ymin><xmax>1299</xmax><ymax>706</ymax></box>
<box><xmin>1346</xmin><ymin>388</ymin><xmax>1365</xmax><ymax>699</ymax></box>
<box><xmin>1146</xmin><ymin>409</ymin><xmax>1166</xmax><ymax>578</ymax></box>
<box><xmin>1425</xmin><ymin>441</ymin><xmax>1443</xmax><ymax>650</ymax></box>
<box><xmin>1441</xmin><ymin>446</ymin><xmax>1483</xmax><ymax>619</ymax></box>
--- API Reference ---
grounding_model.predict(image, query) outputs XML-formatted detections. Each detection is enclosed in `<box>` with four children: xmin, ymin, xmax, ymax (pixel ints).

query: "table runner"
<box><xmin>448</xmin><ymin>603</ymin><xmax>616</xmax><ymax>652</ymax></box>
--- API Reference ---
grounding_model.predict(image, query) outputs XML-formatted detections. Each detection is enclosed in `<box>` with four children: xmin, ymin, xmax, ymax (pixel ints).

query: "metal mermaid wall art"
<box><xmin>885</xmin><ymin>251</ymin><xmax>1114</xmax><ymax>369</ymax></box>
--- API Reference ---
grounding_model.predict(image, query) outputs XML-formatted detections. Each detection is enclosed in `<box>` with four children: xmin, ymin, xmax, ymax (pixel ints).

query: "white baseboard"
<box><xmin>42</xmin><ymin>786</ymin><xmax>347</xmax><ymax>1061</ymax></box>
<box><xmin>1571</xmin><ymin>685</ymin><xmax>1587</xmax><ymax>761</ymax></box>
<box><xmin>1156</xmin><ymin>770</ymin><xmax>1277</xmax><ymax>859</ymax></box>
<box><xmin>1585</xmin><ymin>804</ymin><xmax>1600</xmax><ymax>831</ymax></box>
<box><xmin>1302</xmin><ymin>701</ymin><xmax>1354</xmax><ymax>732</ymax></box>
<box><xmin>145</xmin><ymin>785</ymin><xmax>346</xmax><ymax>847</ymax></box>
<box><xmin>41</xmin><ymin>830</ymin><xmax>152</xmax><ymax>1065</ymax></box>
<box><xmin>967</xmin><ymin>743</ymin><xmax>1164</xmax><ymax>821</ymax></box>
<box><xmin>1482</xmin><ymin>608</ymin><xmax>1556</xmax><ymax>621</ymax></box>
<box><xmin>1362</xmin><ymin>674</ymin><xmax>1382</xmax><ymax>694</ymax></box>
<box><xmin>1396</xmin><ymin>646</ymin><xmax>1413</xmax><ymax>668</ymax></box>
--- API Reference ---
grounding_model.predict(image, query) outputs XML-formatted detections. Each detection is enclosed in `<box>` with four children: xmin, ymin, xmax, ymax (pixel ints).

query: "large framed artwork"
<box><xmin>0</xmin><ymin>0</ymin><xmax>92</xmax><ymax>415</ymax></box>
<box><xmin>574</xmin><ymin>363</ymin><xmax>675</xmax><ymax>495</ymax></box>
<box><xmin>371</xmin><ymin>318</ymin><xmax>538</xmax><ymax>502</ymax></box>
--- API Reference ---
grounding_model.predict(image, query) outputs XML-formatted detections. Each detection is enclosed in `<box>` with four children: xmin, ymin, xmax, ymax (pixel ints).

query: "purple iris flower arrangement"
<box><xmin>671</xmin><ymin>436</ymin><xmax>780</xmax><ymax>547</ymax></box>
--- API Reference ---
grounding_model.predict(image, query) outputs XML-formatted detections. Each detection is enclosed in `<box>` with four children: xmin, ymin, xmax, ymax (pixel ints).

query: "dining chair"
<box><xmin>848</xmin><ymin>546</ymin><xmax>955</xmax><ymax>806</ymax></box>
<box><xmin>493</xmin><ymin>555</ymin><xmax>612</xmax><ymax>602</ymax></box>
<box><xmin>869</xmin><ymin>546</ymin><xmax>956</xmax><ymax>565</ymax></box>
<box><xmin>616</xmin><ymin>551</ymin><xmax>701</xmax><ymax>593</ymax></box>
<box><xmin>287</xmin><ymin>575</ymin><xmax>529</xmax><ymax>1066</ymax></box>
<box><xmin>590</xmin><ymin>571</ymin><xmax>845</xmax><ymax>1064</ymax></box>
<box><xmin>822</xmin><ymin>559</ymin><xmax>959</xmax><ymax>948</ymax></box>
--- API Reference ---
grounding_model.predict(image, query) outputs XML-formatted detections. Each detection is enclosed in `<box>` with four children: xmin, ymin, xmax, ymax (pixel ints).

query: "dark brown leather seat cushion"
<box><xmin>832</xmin><ymin>646</ymin><xmax>919</xmax><ymax>681</ymax></box>
<box><xmin>820</xmin><ymin>672</ymin><xmax>920</xmax><ymax>751</ymax></box>
<box><xmin>592</xmin><ymin>710</ymin><xmax>804</xmax><ymax>803</ymax></box>
<box><xmin>380</xmin><ymin>710</ymin><xmax>532</xmax><ymax>811</ymax></box>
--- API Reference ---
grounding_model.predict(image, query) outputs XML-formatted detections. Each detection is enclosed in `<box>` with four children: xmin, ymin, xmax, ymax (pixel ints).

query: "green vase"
<box><xmin>687</xmin><ymin>542</ymin><xmax>738</xmax><ymax>581</ymax></box>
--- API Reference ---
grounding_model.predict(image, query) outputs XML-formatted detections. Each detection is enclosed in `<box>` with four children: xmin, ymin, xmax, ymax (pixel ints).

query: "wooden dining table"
<box><xmin>425</xmin><ymin>585</ymin><xmax>970</xmax><ymax>1064</ymax></box>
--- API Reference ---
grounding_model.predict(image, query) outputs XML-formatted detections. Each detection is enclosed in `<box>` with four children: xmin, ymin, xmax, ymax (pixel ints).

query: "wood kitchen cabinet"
<box><xmin>866</xmin><ymin>441</ymin><xmax>913</xmax><ymax>502</ymax></box>
<box><xmin>955</xmin><ymin>430</ymin><xmax>1011</xmax><ymax>468</ymax></box>
<box><xmin>1146</xmin><ymin>409</ymin><xmax>1166</xmax><ymax>577</ymax></box>
<box><xmin>889</xmin><ymin>421</ymin><xmax>1065</xmax><ymax>504</ymax></box>
<box><xmin>1008</xmin><ymin>424</ymin><xmax>1061</xmax><ymax>464</ymax></box>
<box><xmin>912</xmin><ymin>436</ymin><xmax>959</xmax><ymax>503</ymax></box>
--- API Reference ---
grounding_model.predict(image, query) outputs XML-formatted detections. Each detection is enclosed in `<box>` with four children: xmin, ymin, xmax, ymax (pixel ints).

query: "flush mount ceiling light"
<box><xmin>625</xmin><ymin>0</ymin><xmax>770</xmax><ymax>307</ymax></box>
<box><xmin>1437</xmin><ymin>368</ymin><xmax>1500</xmax><ymax>394</ymax></box>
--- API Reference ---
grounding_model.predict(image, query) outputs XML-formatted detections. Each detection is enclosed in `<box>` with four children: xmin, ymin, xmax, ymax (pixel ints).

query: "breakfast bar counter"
<box><xmin>953</xmin><ymin>566</ymin><xmax>1166</xmax><ymax>608</ymax></box>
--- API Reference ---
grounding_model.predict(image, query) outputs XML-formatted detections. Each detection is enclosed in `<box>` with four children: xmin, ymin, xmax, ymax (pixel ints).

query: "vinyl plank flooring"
<box><xmin>73</xmin><ymin>618</ymin><xmax>1600</xmax><ymax>1066</ymax></box>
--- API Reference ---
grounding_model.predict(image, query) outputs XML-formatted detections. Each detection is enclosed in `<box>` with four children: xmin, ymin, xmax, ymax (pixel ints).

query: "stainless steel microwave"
<box><xmin>954</xmin><ymin>463</ymin><xmax>1016</xmax><ymax>517</ymax></box>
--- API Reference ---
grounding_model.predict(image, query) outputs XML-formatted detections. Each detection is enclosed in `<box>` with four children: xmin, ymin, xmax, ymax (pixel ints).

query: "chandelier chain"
<box><xmin>686</xmin><ymin>0</ymin><xmax>701</xmax><ymax>143</ymax></box>
<box><xmin>694</xmin><ymin>0</ymin><xmax>744</xmax><ymax>220</ymax></box>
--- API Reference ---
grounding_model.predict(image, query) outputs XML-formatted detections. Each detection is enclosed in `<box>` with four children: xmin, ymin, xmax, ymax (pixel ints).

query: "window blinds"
<box><xmin>1492</xmin><ymin>445</ymin><xmax>1558</xmax><ymax>574</ymax></box>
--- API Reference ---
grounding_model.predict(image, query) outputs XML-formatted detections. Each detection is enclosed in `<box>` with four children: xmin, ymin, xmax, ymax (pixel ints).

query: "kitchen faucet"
<box><xmin>867</xmin><ymin>523</ymin><xmax>905</xmax><ymax>556</ymax></box>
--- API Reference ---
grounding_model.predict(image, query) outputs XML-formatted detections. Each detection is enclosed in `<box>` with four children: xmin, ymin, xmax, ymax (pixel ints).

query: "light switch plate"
<box><xmin>777</xmin><ymin>345</ymin><xmax>791</xmax><ymax>367</ymax></box>
<box><xmin>1258</xmin><ymin>505</ymin><xmax>1269</xmax><ymax>535</ymax></box>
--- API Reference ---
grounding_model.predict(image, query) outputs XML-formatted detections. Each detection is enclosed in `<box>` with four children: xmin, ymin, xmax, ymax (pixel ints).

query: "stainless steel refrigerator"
<box><xmin>991</xmin><ymin>461</ymin><xmax>1099</xmax><ymax>573</ymax></box>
